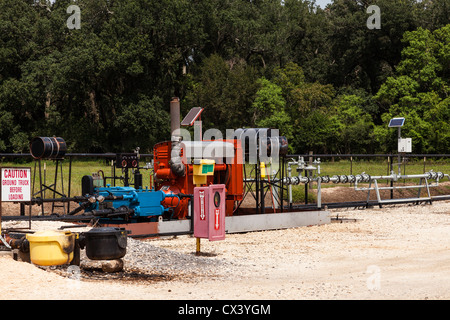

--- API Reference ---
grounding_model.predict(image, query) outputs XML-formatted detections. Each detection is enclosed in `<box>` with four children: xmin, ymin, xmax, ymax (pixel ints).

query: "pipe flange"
<box><xmin>340</xmin><ymin>175</ymin><xmax>348</xmax><ymax>184</ymax></box>
<box><xmin>437</xmin><ymin>172</ymin><xmax>444</xmax><ymax>180</ymax></box>
<box><xmin>332</xmin><ymin>175</ymin><xmax>340</xmax><ymax>184</ymax></box>
<box><xmin>301</xmin><ymin>176</ymin><xmax>310</xmax><ymax>184</ymax></box>
<box><xmin>361</xmin><ymin>173</ymin><xmax>371</xmax><ymax>183</ymax></box>
<box><xmin>347</xmin><ymin>175</ymin><xmax>356</xmax><ymax>183</ymax></box>
<box><xmin>321</xmin><ymin>175</ymin><xmax>330</xmax><ymax>183</ymax></box>
<box><xmin>291</xmin><ymin>176</ymin><xmax>300</xmax><ymax>185</ymax></box>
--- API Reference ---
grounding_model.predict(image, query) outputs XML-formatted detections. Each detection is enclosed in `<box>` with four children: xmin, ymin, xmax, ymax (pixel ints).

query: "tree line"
<box><xmin>0</xmin><ymin>0</ymin><xmax>448</xmax><ymax>155</ymax></box>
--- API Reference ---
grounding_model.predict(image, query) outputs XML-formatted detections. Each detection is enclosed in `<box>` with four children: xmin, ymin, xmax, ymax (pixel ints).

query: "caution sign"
<box><xmin>1</xmin><ymin>167</ymin><xmax>31</xmax><ymax>202</ymax></box>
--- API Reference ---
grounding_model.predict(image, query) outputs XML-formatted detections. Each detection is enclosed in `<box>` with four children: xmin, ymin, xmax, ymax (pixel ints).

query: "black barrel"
<box><xmin>29</xmin><ymin>137</ymin><xmax>67</xmax><ymax>159</ymax></box>
<box><xmin>82</xmin><ymin>227</ymin><xmax>127</xmax><ymax>260</ymax></box>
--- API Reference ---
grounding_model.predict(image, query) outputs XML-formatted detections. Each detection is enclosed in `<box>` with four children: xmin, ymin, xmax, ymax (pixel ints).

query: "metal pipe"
<box><xmin>272</xmin><ymin>170</ymin><xmax>446</xmax><ymax>186</ymax></box>
<box><xmin>170</xmin><ymin>97</ymin><xmax>181</xmax><ymax>137</ymax></box>
<box><xmin>169</xmin><ymin>97</ymin><xmax>185</xmax><ymax>177</ymax></box>
<box><xmin>367</xmin><ymin>171</ymin><xmax>441</xmax><ymax>181</ymax></box>
<box><xmin>285</xmin><ymin>159</ymin><xmax>299</xmax><ymax>207</ymax></box>
<box><xmin>354</xmin><ymin>183</ymin><xmax>439</xmax><ymax>192</ymax></box>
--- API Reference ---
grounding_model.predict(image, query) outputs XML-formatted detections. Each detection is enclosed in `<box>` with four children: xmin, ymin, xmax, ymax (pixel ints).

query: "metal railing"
<box><xmin>281</xmin><ymin>153</ymin><xmax>450</xmax><ymax>209</ymax></box>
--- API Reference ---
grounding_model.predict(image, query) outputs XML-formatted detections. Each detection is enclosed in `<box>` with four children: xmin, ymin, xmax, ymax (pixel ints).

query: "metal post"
<box><xmin>287</xmin><ymin>162</ymin><xmax>292</xmax><ymax>209</ymax></box>
<box><xmin>255</xmin><ymin>164</ymin><xmax>259</xmax><ymax>212</ymax></box>
<box><xmin>423</xmin><ymin>156</ymin><xmax>426</xmax><ymax>173</ymax></box>
<box><xmin>280</xmin><ymin>157</ymin><xmax>285</xmax><ymax>213</ymax></box>
<box><xmin>350</xmin><ymin>156</ymin><xmax>353</xmax><ymax>186</ymax></box>
<box><xmin>260</xmin><ymin>162</ymin><xmax>265</xmax><ymax>215</ymax></box>
<box><xmin>67</xmin><ymin>156</ymin><xmax>72</xmax><ymax>214</ymax></box>
<box><xmin>374</xmin><ymin>179</ymin><xmax>382</xmax><ymax>208</ymax></box>
<box><xmin>317</xmin><ymin>178</ymin><xmax>321</xmax><ymax>209</ymax></box>
<box><xmin>304</xmin><ymin>175</ymin><xmax>308</xmax><ymax>205</ymax></box>
<box><xmin>38</xmin><ymin>159</ymin><xmax>44</xmax><ymax>215</ymax></box>
<box><xmin>306</xmin><ymin>151</ymin><xmax>313</xmax><ymax>204</ymax></box>
<box><xmin>417</xmin><ymin>178</ymin><xmax>423</xmax><ymax>199</ymax></box>
<box><xmin>390</xmin><ymin>156</ymin><xmax>394</xmax><ymax>199</ymax></box>
<box><xmin>398</xmin><ymin>127</ymin><xmax>401</xmax><ymax>176</ymax></box>
<box><xmin>366</xmin><ymin>180</ymin><xmax>372</xmax><ymax>207</ymax></box>
<box><xmin>196</xmin><ymin>238</ymin><xmax>201</xmax><ymax>255</ymax></box>
<box><xmin>43</xmin><ymin>162</ymin><xmax>46</xmax><ymax>199</ymax></box>
<box><xmin>403</xmin><ymin>155</ymin><xmax>406</xmax><ymax>184</ymax></box>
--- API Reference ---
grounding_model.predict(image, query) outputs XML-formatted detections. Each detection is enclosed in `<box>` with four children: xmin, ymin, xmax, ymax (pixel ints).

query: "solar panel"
<box><xmin>388</xmin><ymin>118</ymin><xmax>405</xmax><ymax>127</ymax></box>
<box><xmin>181</xmin><ymin>107</ymin><xmax>204</xmax><ymax>126</ymax></box>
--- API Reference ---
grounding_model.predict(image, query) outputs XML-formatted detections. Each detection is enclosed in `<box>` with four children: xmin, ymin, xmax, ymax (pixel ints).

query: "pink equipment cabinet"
<box><xmin>193</xmin><ymin>184</ymin><xmax>226</xmax><ymax>241</ymax></box>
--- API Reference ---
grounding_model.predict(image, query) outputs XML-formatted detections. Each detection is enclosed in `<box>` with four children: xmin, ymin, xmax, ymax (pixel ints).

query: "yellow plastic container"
<box><xmin>193</xmin><ymin>159</ymin><xmax>215</xmax><ymax>176</ymax></box>
<box><xmin>26</xmin><ymin>230</ymin><xmax>75</xmax><ymax>266</ymax></box>
<box><xmin>193</xmin><ymin>159</ymin><xmax>215</xmax><ymax>186</ymax></box>
<box><xmin>260</xmin><ymin>162</ymin><xmax>266</xmax><ymax>178</ymax></box>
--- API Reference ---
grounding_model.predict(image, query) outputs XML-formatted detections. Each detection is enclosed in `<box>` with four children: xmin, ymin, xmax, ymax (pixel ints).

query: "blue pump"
<box><xmin>82</xmin><ymin>184</ymin><xmax>178</xmax><ymax>220</ymax></box>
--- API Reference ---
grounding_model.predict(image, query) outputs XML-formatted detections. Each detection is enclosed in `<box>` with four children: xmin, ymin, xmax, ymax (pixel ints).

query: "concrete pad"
<box><xmin>225</xmin><ymin>210</ymin><xmax>330</xmax><ymax>233</ymax></box>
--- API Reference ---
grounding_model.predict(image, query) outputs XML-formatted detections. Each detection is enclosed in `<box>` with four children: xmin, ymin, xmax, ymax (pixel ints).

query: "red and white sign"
<box><xmin>194</xmin><ymin>187</ymin><xmax>209</xmax><ymax>239</ymax></box>
<box><xmin>214</xmin><ymin>209</ymin><xmax>220</xmax><ymax>230</ymax></box>
<box><xmin>193</xmin><ymin>184</ymin><xmax>226</xmax><ymax>241</ymax></box>
<box><xmin>1</xmin><ymin>168</ymin><xmax>31</xmax><ymax>202</ymax></box>
<box><xmin>208</xmin><ymin>185</ymin><xmax>225</xmax><ymax>241</ymax></box>
<box><xmin>199</xmin><ymin>190</ymin><xmax>206</xmax><ymax>220</ymax></box>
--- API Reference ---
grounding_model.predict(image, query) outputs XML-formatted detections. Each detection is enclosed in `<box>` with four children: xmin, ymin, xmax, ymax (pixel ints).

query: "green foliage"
<box><xmin>374</xmin><ymin>25</ymin><xmax>450</xmax><ymax>154</ymax></box>
<box><xmin>252</xmin><ymin>78</ymin><xmax>291</xmax><ymax>140</ymax></box>
<box><xmin>184</xmin><ymin>54</ymin><xmax>259</xmax><ymax>132</ymax></box>
<box><xmin>332</xmin><ymin>94</ymin><xmax>376</xmax><ymax>154</ymax></box>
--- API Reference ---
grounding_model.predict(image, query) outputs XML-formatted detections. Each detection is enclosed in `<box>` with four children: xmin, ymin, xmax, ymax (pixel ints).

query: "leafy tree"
<box><xmin>271</xmin><ymin>62</ymin><xmax>338</xmax><ymax>153</ymax></box>
<box><xmin>374</xmin><ymin>25</ymin><xmax>450</xmax><ymax>153</ymax></box>
<box><xmin>183</xmin><ymin>54</ymin><xmax>259</xmax><ymax>133</ymax></box>
<box><xmin>326</xmin><ymin>0</ymin><xmax>427</xmax><ymax>94</ymax></box>
<box><xmin>0</xmin><ymin>0</ymin><xmax>447</xmax><ymax>155</ymax></box>
<box><xmin>332</xmin><ymin>94</ymin><xmax>376</xmax><ymax>154</ymax></box>
<box><xmin>252</xmin><ymin>77</ymin><xmax>292</xmax><ymax>144</ymax></box>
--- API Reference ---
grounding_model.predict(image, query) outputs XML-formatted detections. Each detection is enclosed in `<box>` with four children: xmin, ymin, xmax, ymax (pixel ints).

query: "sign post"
<box><xmin>0</xmin><ymin>167</ymin><xmax>31</xmax><ymax>238</ymax></box>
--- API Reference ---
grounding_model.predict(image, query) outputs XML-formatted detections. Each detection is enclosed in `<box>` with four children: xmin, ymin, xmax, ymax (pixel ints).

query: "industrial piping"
<box><xmin>170</xmin><ymin>97</ymin><xmax>186</xmax><ymax>177</ymax></box>
<box><xmin>275</xmin><ymin>157</ymin><xmax>449</xmax><ymax>208</ymax></box>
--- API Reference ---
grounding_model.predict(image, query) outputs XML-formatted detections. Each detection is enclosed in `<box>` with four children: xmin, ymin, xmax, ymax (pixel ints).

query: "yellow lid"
<box><xmin>26</xmin><ymin>230</ymin><xmax>73</xmax><ymax>242</ymax></box>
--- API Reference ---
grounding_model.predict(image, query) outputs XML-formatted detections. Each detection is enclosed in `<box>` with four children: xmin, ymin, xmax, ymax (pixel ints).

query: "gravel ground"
<box><xmin>1</xmin><ymin>200</ymin><xmax>449</xmax><ymax>300</ymax></box>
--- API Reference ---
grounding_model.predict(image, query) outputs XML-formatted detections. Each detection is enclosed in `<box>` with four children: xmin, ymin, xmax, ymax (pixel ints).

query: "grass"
<box><xmin>317</xmin><ymin>158</ymin><xmax>450</xmax><ymax>177</ymax></box>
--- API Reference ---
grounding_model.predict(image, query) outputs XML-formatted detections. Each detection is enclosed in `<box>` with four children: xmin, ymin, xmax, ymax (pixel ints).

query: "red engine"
<box><xmin>153</xmin><ymin>139</ymin><xmax>244</xmax><ymax>219</ymax></box>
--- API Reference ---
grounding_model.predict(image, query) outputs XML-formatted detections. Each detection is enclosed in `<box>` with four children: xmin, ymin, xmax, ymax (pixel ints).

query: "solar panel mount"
<box><xmin>181</xmin><ymin>107</ymin><xmax>204</xmax><ymax>126</ymax></box>
<box><xmin>388</xmin><ymin>117</ymin><xmax>405</xmax><ymax>128</ymax></box>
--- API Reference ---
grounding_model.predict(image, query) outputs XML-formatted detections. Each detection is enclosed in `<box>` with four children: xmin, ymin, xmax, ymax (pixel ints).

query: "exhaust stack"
<box><xmin>170</xmin><ymin>97</ymin><xmax>181</xmax><ymax>137</ymax></box>
<box><xmin>169</xmin><ymin>97</ymin><xmax>185</xmax><ymax>177</ymax></box>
